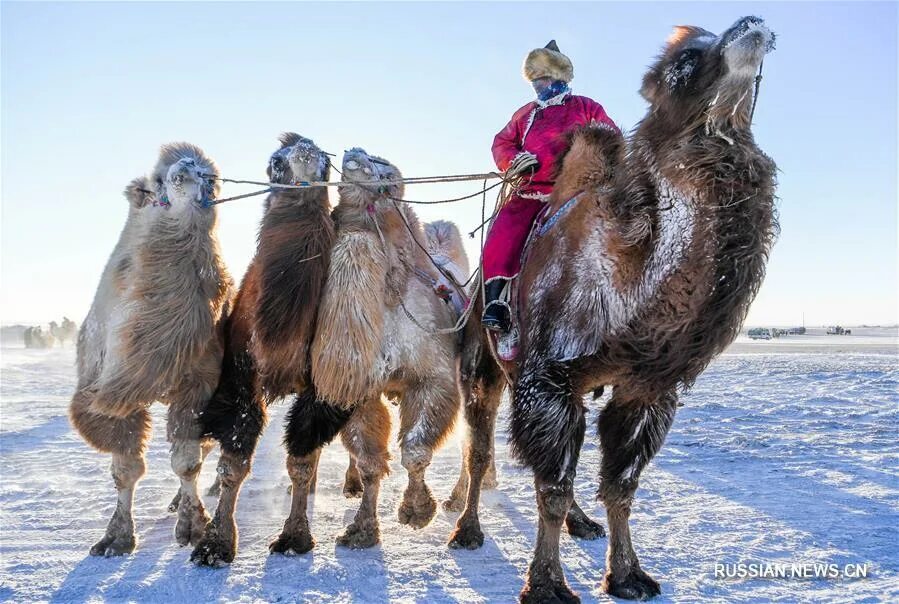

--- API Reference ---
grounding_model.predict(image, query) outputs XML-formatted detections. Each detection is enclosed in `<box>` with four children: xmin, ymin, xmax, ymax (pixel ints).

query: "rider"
<box><xmin>483</xmin><ymin>40</ymin><xmax>619</xmax><ymax>333</ymax></box>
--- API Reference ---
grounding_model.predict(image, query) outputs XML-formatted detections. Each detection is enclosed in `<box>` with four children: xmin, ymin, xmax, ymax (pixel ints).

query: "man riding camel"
<box><xmin>483</xmin><ymin>40</ymin><xmax>619</xmax><ymax>336</ymax></box>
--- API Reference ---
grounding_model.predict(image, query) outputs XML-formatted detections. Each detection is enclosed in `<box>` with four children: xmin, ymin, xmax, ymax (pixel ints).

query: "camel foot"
<box><xmin>398</xmin><ymin>486</ymin><xmax>437</xmax><ymax>528</ymax></box>
<box><xmin>602</xmin><ymin>567</ymin><xmax>661</xmax><ymax>601</ymax></box>
<box><xmin>269</xmin><ymin>528</ymin><xmax>315</xmax><ymax>556</ymax></box>
<box><xmin>447</xmin><ymin>522</ymin><xmax>484</xmax><ymax>550</ymax></box>
<box><xmin>482</xmin><ymin>474</ymin><xmax>499</xmax><ymax>490</ymax></box>
<box><xmin>336</xmin><ymin>521</ymin><xmax>379</xmax><ymax>549</ymax></box>
<box><xmin>520</xmin><ymin>578</ymin><xmax>580</xmax><ymax>604</ymax></box>
<box><xmin>90</xmin><ymin>532</ymin><xmax>136</xmax><ymax>557</ymax></box>
<box><xmin>175</xmin><ymin>500</ymin><xmax>210</xmax><ymax>547</ymax></box>
<box><xmin>565</xmin><ymin>512</ymin><xmax>606</xmax><ymax>540</ymax></box>
<box><xmin>343</xmin><ymin>476</ymin><xmax>363</xmax><ymax>499</ymax></box>
<box><xmin>190</xmin><ymin>529</ymin><xmax>235</xmax><ymax>567</ymax></box>
<box><xmin>441</xmin><ymin>492</ymin><xmax>465</xmax><ymax>513</ymax></box>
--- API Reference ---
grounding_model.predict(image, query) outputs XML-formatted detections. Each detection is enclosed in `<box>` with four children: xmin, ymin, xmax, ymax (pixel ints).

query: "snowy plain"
<box><xmin>1</xmin><ymin>329</ymin><xmax>897</xmax><ymax>603</ymax></box>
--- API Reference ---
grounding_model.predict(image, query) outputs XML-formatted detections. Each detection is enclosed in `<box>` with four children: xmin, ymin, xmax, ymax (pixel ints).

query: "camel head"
<box><xmin>123</xmin><ymin>176</ymin><xmax>154</xmax><ymax>211</ymax></box>
<box><xmin>339</xmin><ymin>148</ymin><xmax>404</xmax><ymax>208</ymax></box>
<box><xmin>641</xmin><ymin>16</ymin><xmax>775</xmax><ymax>135</ymax></box>
<box><xmin>267</xmin><ymin>132</ymin><xmax>329</xmax><ymax>186</ymax></box>
<box><xmin>150</xmin><ymin>142</ymin><xmax>220</xmax><ymax>212</ymax></box>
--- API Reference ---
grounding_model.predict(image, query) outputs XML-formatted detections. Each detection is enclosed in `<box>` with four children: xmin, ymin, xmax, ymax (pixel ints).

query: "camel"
<box><xmin>51</xmin><ymin>317</ymin><xmax>78</xmax><ymax>346</ymax></box>
<box><xmin>267</xmin><ymin>148</ymin><xmax>468</xmax><ymax>553</ymax></box>
<box><xmin>190</xmin><ymin>133</ymin><xmax>336</xmax><ymax>566</ymax></box>
<box><xmin>457</xmin><ymin>17</ymin><xmax>778</xmax><ymax>601</ymax></box>
<box><xmin>69</xmin><ymin>144</ymin><xmax>233</xmax><ymax>556</ymax></box>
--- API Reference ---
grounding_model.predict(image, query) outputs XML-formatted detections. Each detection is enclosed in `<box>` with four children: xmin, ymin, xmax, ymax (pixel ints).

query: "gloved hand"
<box><xmin>506</xmin><ymin>151</ymin><xmax>539</xmax><ymax>177</ymax></box>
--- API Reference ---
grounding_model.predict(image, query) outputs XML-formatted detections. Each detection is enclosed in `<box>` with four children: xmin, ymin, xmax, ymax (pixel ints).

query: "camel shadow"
<box><xmin>657</xmin><ymin>448</ymin><xmax>899</xmax><ymax>569</ymax></box>
<box><xmin>260</xmin><ymin>549</ymin><xmax>316</xmax><ymax>600</ymax></box>
<box><xmin>448</xmin><ymin>534</ymin><xmax>523</xmax><ymax>602</ymax></box>
<box><xmin>0</xmin><ymin>415</ymin><xmax>71</xmax><ymax>449</ymax></box>
<box><xmin>48</xmin><ymin>516</ymin><xmax>172</xmax><ymax>602</ymax></box>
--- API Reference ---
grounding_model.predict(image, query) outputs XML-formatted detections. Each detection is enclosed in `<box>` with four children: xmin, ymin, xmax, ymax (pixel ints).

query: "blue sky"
<box><xmin>2</xmin><ymin>2</ymin><xmax>896</xmax><ymax>326</ymax></box>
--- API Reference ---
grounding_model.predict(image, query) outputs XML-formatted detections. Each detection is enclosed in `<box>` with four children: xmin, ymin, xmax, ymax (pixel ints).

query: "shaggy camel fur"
<box><xmin>269</xmin><ymin>148</ymin><xmax>469</xmax><ymax>553</ymax></box>
<box><xmin>459</xmin><ymin>17</ymin><xmax>778</xmax><ymax>601</ymax></box>
<box><xmin>70</xmin><ymin>145</ymin><xmax>233</xmax><ymax>556</ymax></box>
<box><xmin>190</xmin><ymin>133</ymin><xmax>335</xmax><ymax>566</ymax></box>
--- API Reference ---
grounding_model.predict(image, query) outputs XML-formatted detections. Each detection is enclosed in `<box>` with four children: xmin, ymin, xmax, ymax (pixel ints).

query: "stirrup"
<box><xmin>482</xmin><ymin>300</ymin><xmax>511</xmax><ymax>333</ymax></box>
<box><xmin>497</xmin><ymin>326</ymin><xmax>520</xmax><ymax>361</ymax></box>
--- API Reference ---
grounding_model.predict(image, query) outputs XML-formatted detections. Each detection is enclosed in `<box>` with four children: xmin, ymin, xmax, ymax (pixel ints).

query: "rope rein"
<box><xmin>749</xmin><ymin>59</ymin><xmax>764</xmax><ymax>124</ymax></box>
<box><xmin>207</xmin><ymin>171</ymin><xmax>505</xmax><ymax>205</ymax></box>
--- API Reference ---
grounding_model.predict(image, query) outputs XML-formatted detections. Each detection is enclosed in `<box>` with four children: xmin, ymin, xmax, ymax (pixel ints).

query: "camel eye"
<box><xmin>665</xmin><ymin>49</ymin><xmax>700</xmax><ymax>89</ymax></box>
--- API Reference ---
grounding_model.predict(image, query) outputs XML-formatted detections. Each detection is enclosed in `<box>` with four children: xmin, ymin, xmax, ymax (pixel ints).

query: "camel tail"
<box><xmin>424</xmin><ymin>220</ymin><xmax>470</xmax><ymax>279</ymax></box>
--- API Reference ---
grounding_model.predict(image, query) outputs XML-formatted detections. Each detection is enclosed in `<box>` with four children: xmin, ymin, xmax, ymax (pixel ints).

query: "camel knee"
<box><xmin>286</xmin><ymin>453</ymin><xmax>319</xmax><ymax>485</ymax></box>
<box><xmin>217</xmin><ymin>452</ymin><xmax>251</xmax><ymax>488</ymax></box>
<box><xmin>111</xmin><ymin>453</ymin><xmax>146</xmax><ymax>489</ymax></box>
<box><xmin>171</xmin><ymin>440</ymin><xmax>203</xmax><ymax>481</ymax></box>
<box><xmin>400</xmin><ymin>445</ymin><xmax>432</xmax><ymax>476</ymax></box>
<box><xmin>536</xmin><ymin>482</ymin><xmax>574</xmax><ymax>526</ymax></box>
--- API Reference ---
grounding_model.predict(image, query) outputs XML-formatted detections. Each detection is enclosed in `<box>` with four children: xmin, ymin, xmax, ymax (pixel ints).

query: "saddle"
<box><xmin>492</xmin><ymin>192</ymin><xmax>583</xmax><ymax>361</ymax></box>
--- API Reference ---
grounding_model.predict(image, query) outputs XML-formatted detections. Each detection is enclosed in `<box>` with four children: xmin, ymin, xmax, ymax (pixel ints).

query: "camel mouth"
<box><xmin>721</xmin><ymin>16</ymin><xmax>775</xmax><ymax>57</ymax></box>
<box><xmin>165</xmin><ymin>159</ymin><xmax>212</xmax><ymax>206</ymax></box>
<box><xmin>341</xmin><ymin>149</ymin><xmax>377</xmax><ymax>181</ymax></box>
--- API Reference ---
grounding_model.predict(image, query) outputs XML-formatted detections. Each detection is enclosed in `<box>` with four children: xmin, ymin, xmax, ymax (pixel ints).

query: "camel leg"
<box><xmin>69</xmin><ymin>388</ymin><xmax>151</xmax><ymax>556</ymax></box>
<box><xmin>397</xmin><ymin>377</ymin><xmax>459</xmax><ymax>529</ymax></box>
<box><xmin>271</xmin><ymin>389</ymin><xmax>353</xmax><ymax>554</ymax></box>
<box><xmin>511</xmin><ymin>359</ymin><xmax>586</xmax><ymax>603</ymax></box>
<box><xmin>190</xmin><ymin>356</ymin><xmax>267</xmax><ymax>566</ymax></box>
<box><xmin>447</xmin><ymin>357</ymin><xmax>504</xmax><ymax>549</ymax></box>
<box><xmin>598</xmin><ymin>389</ymin><xmax>677</xmax><ymax>600</ymax></box>
<box><xmin>270</xmin><ymin>449</ymin><xmax>320</xmax><ymax>555</ymax></box>
<box><xmin>336</xmin><ymin>396</ymin><xmax>390</xmax><ymax>548</ymax></box>
<box><xmin>167</xmin><ymin>371</ymin><xmax>218</xmax><ymax>548</ymax></box>
<box><xmin>343</xmin><ymin>456</ymin><xmax>363</xmax><ymax>498</ymax></box>
<box><xmin>169</xmin><ymin>440</ymin><xmax>219</xmax><ymax>513</ymax></box>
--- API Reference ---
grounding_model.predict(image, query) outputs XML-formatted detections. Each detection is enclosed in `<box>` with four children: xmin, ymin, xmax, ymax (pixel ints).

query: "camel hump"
<box><xmin>424</xmin><ymin>220</ymin><xmax>470</xmax><ymax>278</ymax></box>
<box><xmin>555</xmin><ymin>123</ymin><xmax>625</xmax><ymax>190</ymax></box>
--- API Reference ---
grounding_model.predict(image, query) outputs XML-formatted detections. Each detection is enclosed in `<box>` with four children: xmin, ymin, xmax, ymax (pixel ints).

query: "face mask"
<box><xmin>534</xmin><ymin>79</ymin><xmax>569</xmax><ymax>102</ymax></box>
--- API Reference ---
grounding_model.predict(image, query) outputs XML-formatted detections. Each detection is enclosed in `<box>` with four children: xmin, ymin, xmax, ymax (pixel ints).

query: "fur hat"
<box><xmin>522</xmin><ymin>40</ymin><xmax>574</xmax><ymax>83</ymax></box>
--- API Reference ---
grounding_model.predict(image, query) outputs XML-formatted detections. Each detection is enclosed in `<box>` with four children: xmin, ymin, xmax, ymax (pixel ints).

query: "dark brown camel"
<box><xmin>455</xmin><ymin>16</ymin><xmax>778</xmax><ymax>602</ymax></box>
<box><xmin>190</xmin><ymin>133</ymin><xmax>335</xmax><ymax>566</ymax></box>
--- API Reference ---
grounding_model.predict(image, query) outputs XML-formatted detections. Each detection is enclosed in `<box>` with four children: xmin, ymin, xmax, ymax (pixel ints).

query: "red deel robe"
<box><xmin>484</xmin><ymin>92</ymin><xmax>618</xmax><ymax>282</ymax></box>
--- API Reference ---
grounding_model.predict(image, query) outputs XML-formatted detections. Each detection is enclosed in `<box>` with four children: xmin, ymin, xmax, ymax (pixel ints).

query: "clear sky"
<box><xmin>2</xmin><ymin>2</ymin><xmax>896</xmax><ymax>327</ymax></box>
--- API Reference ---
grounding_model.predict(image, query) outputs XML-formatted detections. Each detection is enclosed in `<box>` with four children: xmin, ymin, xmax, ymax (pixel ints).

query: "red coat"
<box><xmin>483</xmin><ymin>93</ymin><xmax>618</xmax><ymax>282</ymax></box>
<box><xmin>492</xmin><ymin>93</ymin><xmax>619</xmax><ymax>198</ymax></box>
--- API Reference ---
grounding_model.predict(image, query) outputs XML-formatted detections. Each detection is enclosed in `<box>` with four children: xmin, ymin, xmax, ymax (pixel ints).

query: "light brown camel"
<box><xmin>457</xmin><ymin>17</ymin><xmax>778</xmax><ymax>601</ymax></box>
<box><xmin>189</xmin><ymin>133</ymin><xmax>336</xmax><ymax>566</ymax></box>
<box><xmin>70</xmin><ymin>144</ymin><xmax>233</xmax><ymax>556</ymax></box>
<box><xmin>268</xmin><ymin>147</ymin><xmax>469</xmax><ymax>553</ymax></box>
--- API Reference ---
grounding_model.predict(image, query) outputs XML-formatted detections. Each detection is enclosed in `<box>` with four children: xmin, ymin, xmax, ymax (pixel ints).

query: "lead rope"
<box><xmin>749</xmin><ymin>59</ymin><xmax>764</xmax><ymax>124</ymax></box>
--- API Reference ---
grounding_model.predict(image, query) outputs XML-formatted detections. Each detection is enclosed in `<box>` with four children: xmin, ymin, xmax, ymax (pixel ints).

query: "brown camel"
<box><xmin>70</xmin><ymin>145</ymin><xmax>234</xmax><ymax>555</ymax></box>
<box><xmin>457</xmin><ymin>17</ymin><xmax>778</xmax><ymax>601</ymax></box>
<box><xmin>268</xmin><ymin>147</ymin><xmax>469</xmax><ymax>553</ymax></box>
<box><xmin>190</xmin><ymin>133</ymin><xmax>335</xmax><ymax>566</ymax></box>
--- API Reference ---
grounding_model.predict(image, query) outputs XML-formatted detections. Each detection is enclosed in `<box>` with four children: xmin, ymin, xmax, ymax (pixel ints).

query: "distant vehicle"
<box><xmin>826</xmin><ymin>326</ymin><xmax>852</xmax><ymax>335</ymax></box>
<box><xmin>786</xmin><ymin>326</ymin><xmax>806</xmax><ymax>335</ymax></box>
<box><xmin>748</xmin><ymin>327</ymin><xmax>773</xmax><ymax>340</ymax></box>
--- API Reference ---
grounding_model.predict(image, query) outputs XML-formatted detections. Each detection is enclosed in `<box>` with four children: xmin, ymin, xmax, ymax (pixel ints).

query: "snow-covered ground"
<box><xmin>1</xmin><ymin>330</ymin><xmax>897</xmax><ymax>603</ymax></box>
